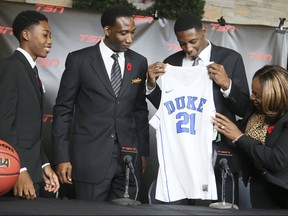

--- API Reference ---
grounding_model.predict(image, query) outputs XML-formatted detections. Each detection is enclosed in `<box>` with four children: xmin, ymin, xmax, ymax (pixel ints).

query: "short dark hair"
<box><xmin>12</xmin><ymin>10</ymin><xmax>48</xmax><ymax>42</ymax></box>
<box><xmin>174</xmin><ymin>14</ymin><xmax>203</xmax><ymax>33</ymax></box>
<box><xmin>101</xmin><ymin>5</ymin><xmax>133</xmax><ymax>28</ymax></box>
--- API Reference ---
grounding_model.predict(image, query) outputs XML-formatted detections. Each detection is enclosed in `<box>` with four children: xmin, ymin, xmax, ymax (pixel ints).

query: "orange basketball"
<box><xmin>0</xmin><ymin>139</ymin><xmax>20</xmax><ymax>196</ymax></box>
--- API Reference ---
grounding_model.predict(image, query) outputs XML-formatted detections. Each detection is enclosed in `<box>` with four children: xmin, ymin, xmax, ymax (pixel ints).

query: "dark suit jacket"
<box><xmin>0</xmin><ymin>51</ymin><xmax>48</xmax><ymax>184</ymax></box>
<box><xmin>238</xmin><ymin>112</ymin><xmax>288</xmax><ymax>190</ymax></box>
<box><xmin>147</xmin><ymin>43</ymin><xmax>251</xmax><ymax>172</ymax></box>
<box><xmin>52</xmin><ymin>43</ymin><xmax>149</xmax><ymax>183</ymax></box>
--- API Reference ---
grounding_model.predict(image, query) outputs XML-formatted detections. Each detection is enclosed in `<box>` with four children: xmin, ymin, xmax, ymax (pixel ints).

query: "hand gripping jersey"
<box><xmin>149</xmin><ymin>64</ymin><xmax>218</xmax><ymax>202</ymax></box>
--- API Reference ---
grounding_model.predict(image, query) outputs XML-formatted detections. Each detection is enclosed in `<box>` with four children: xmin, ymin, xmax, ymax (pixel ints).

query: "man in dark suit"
<box><xmin>146</xmin><ymin>14</ymin><xmax>250</xmax><ymax>205</ymax></box>
<box><xmin>52</xmin><ymin>5</ymin><xmax>149</xmax><ymax>202</ymax></box>
<box><xmin>0</xmin><ymin>10</ymin><xmax>59</xmax><ymax>200</ymax></box>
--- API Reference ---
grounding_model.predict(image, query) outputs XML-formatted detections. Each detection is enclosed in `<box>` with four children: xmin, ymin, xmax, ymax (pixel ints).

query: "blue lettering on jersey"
<box><xmin>163</xmin><ymin>96</ymin><xmax>208</xmax><ymax>135</ymax></box>
<box><xmin>164</xmin><ymin>96</ymin><xmax>207</xmax><ymax>115</ymax></box>
<box><xmin>176</xmin><ymin>112</ymin><xmax>196</xmax><ymax>134</ymax></box>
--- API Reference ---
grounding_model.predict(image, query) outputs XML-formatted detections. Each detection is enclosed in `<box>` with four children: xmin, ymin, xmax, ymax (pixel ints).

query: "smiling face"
<box><xmin>250</xmin><ymin>76</ymin><xmax>263</xmax><ymax>111</ymax></box>
<box><xmin>103</xmin><ymin>16</ymin><xmax>135</xmax><ymax>53</ymax></box>
<box><xmin>175</xmin><ymin>27</ymin><xmax>208</xmax><ymax>59</ymax></box>
<box><xmin>20</xmin><ymin>20</ymin><xmax>52</xmax><ymax>61</ymax></box>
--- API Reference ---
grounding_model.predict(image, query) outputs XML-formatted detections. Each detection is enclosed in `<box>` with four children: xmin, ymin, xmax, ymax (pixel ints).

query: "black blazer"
<box><xmin>0</xmin><ymin>51</ymin><xmax>48</xmax><ymax>183</ymax></box>
<box><xmin>238</xmin><ymin>112</ymin><xmax>288</xmax><ymax>187</ymax></box>
<box><xmin>147</xmin><ymin>43</ymin><xmax>251</xmax><ymax>172</ymax></box>
<box><xmin>52</xmin><ymin>43</ymin><xmax>149</xmax><ymax>183</ymax></box>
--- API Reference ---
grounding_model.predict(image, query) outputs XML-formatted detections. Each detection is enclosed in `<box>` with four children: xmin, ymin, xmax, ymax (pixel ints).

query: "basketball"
<box><xmin>0</xmin><ymin>139</ymin><xmax>20</xmax><ymax>196</ymax></box>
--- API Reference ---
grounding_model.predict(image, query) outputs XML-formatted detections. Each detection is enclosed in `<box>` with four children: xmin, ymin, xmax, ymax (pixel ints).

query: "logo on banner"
<box><xmin>79</xmin><ymin>35</ymin><xmax>104</xmax><ymax>43</ymax></box>
<box><xmin>249</xmin><ymin>52</ymin><xmax>273</xmax><ymax>62</ymax></box>
<box><xmin>0</xmin><ymin>26</ymin><xmax>13</xmax><ymax>35</ymax></box>
<box><xmin>210</xmin><ymin>23</ymin><xmax>236</xmax><ymax>33</ymax></box>
<box><xmin>134</xmin><ymin>15</ymin><xmax>153</xmax><ymax>24</ymax></box>
<box><xmin>36</xmin><ymin>4</ymin><xmax>65</xmax><ymax>13</ymax></box>
<box><xmin>37</xmin><ymin>58</ymin><xmax>60</xmax><ymax>67</ymax></box>
<box><xmin>167</xmin><ymin>43</ymin><xmax>181</xmax><ymax>52</ymax></box>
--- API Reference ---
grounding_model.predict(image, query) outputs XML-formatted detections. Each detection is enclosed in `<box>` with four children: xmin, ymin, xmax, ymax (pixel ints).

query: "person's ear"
<box><xmin>104</xmin><ymin>26</ymin><xmax>110</xmax><ymax>37</ymax></box>
<box><xmin>22</xmin><ymin>30</ymin><xmax>30</xmax><ymax>41</ymax></box>
<box><xmin>202</xmin><ymin>26</ymin><xmax>207</xmax><ymax>35</ymax></box>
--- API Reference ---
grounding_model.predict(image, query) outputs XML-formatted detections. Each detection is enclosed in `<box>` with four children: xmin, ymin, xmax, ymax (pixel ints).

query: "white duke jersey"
<box><xmin>149</xmin><ymin>64</ymin><xmax>218</xmax><ymax>202</ymax></box>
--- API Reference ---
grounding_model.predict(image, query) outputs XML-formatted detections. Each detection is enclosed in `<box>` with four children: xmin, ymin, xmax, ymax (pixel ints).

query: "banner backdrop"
<box><xmin>1</xmin><ymin>1</ymin><xmax>288</xmax><ymax>203</ymax></box>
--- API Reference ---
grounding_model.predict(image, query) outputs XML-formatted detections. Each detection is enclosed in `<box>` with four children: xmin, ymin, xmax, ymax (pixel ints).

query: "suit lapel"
<box><xmin>90</xmin><ymin>44</ymin><xmax>115</xmax><ymax>97</ymax></box>
<box><xmin>27</xmin><ymin>64</ymin><xmax>42</xmax><ymax>101</ymax></box>
<box><xmin>14</xmin><ymin>51</ymin><xmax>42</xmax><ymax>103</ymax></box>
<box><xmin>209</xmin><ymin>44</ymin><xmax>222</xmax><ymax>112</ymax></box>
<box><xmin>210</xmin><ymin>43</ymin><xmax>217</xmax><ymax>62</ymax></box>
<box><xmin>118</xmin><ymin>54</ymin><xmax>134</xmax><ymax>97</ymax></box>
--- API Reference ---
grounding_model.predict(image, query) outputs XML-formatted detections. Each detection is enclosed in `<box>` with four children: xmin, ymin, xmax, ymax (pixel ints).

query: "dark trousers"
<box><xmin>73</xmin><ymin>142</ymin><xmax>138</xmax><ymax>202</ymax></box>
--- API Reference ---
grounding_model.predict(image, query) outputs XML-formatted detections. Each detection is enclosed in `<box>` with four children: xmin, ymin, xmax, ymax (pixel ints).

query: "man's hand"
<box><xmin>55</xmin><ymin>162</ymin><xmax>73</xmax><ymax>184</ymax></box>
<box><xmin>13</xmin><ymin>171</ymin><xmax>36</xmax><ymax>200</ymax></box>
<box><xmin>207</xmin><ymin>63</ymin><xmax>230</xmax><ymax>90</ymax></box>
<box><xmin>147</xmin><ymin>62</ymin><xmax>166</xmax><ymax>90</ymax></box>
<box><xmin>42</xmin><ymin>165</ymin><xmax>60</xmax><ymax>193</ymax></box>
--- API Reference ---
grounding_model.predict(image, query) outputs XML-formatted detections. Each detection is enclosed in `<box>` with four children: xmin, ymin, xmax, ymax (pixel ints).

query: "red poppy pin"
<box><xmin>126</xmin><ymin>63</ymin><xmax>132</xmax><ymax>71</ymax></box>
<box><xmin>267</xmin><ymin>125</ymin><xmax>275</xmax><ymax>134</ymax></box>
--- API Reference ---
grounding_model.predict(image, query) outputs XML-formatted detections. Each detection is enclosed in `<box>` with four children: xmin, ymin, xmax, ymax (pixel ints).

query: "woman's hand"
<box><xmin>212</xmin><ymin>112</ymin><xmax>243</xmax><ymax>141</ymax></box>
